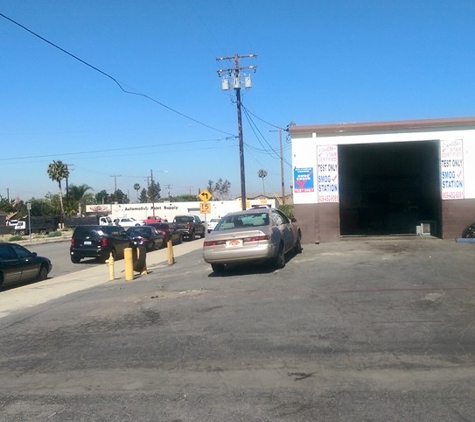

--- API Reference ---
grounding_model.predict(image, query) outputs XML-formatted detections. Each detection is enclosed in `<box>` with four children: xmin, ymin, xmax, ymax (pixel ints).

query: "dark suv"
<box><xmin>70</xmin><ymin>225</ymin><xmax>132</xmax><ymax>263</ymax></box>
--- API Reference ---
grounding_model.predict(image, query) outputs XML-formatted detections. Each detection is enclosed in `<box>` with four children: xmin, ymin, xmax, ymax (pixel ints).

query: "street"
<box><xmin>0</xmin><ymin>237</ymin><xmax>474</xmax><ymax>421</ymax></box>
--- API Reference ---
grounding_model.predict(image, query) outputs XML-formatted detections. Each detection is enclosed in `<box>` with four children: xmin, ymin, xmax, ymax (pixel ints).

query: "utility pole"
<box><xmin>217</xmin><ymin>53</ymin><xmax>257</xmax><ymax>210</ymax></box>
<box><xmin>110</xmin><ymin>174</ymin><xmax>122</xmax><ymax>200</ymax></box>
<box><xmin>269</xmin><ymin>129</ymin><xmax>285</xmax><ymax>205</ymax></box>
<box><xmin>150</xmin><ymin>169</ymin><xmax>155</xmax><ymax>217</ymax></box>
<box><xmin>165</xmin><ymin>184</ymin><xmax>172</xmax><ymax>202</ymax></box>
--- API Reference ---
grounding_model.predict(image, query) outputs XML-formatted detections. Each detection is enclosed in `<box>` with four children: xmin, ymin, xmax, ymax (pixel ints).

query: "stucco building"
<box><xmin>290</xmin><ymin>117</ymin><xmax>475</xmax><ymax>243</ymax></box>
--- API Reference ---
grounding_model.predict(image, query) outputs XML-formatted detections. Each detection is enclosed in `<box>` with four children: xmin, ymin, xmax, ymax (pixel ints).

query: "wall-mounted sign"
<box><xmin>440</xmin><ymin>139</ymin><xmax>464</xmax><ymax>200</ymax></box>
<box><xmin>293</xmin><ymin>167</ymin><xmax>314</xmax><ymax>193</ymax></box>
<box><xmin>317</xmin><ymin>145</ymin><xmax>339</xmax><ymax>203</ymax></box>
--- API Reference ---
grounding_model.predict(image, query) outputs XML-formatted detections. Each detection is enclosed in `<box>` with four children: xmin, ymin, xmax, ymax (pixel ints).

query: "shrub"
<box><xmin>278</xmin><ymin>204</ymin><xmax>295</xmax><ymax>220</ymax></box>
<box><xmin>47</xmin><ymin>230</ymin><xmax>62</xmax><ymax>238</ymax></box>
<box><xmin>9</xmin><ymin>235</ymin><xmax>23</xmax><ymax>242</ymax></box>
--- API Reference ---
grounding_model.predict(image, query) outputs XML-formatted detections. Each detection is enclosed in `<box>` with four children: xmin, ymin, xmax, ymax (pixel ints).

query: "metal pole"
<box><xmin>236</xmin><ymin>87</ymin><xmax>246</xmax><ymax>210</ymax></box>
<box><xmin>150</xmin><ymin>169</ymin><xmax>155</xmax><ymax>217</ymax></box>
<box><xmin>279</xmin><ymin>129</ymin><xmax>285</xmax><ymax>204</ymax></box>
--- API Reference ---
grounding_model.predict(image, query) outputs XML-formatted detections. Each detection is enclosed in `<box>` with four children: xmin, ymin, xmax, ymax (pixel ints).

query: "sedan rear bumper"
<box><xmin>203</xmin><ymin>242</ymin><xmax>277</xmax><ymax>264</ymax></box>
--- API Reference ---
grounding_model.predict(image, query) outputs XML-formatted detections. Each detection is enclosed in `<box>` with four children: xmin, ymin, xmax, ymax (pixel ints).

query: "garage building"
<box><xmin>290</xmin><ymin>117</ymin><xmax>475</xmax><ymax>243</ymax></box>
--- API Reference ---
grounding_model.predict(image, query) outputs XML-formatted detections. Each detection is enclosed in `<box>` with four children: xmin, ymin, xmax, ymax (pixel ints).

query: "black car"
<box><xmin>70</xmin><ymin>225</ymin><xmax>132</xmax><ymax>263</ymax></box>
<box><xmin>147</xmin><ymin>222</ymin><xmax>183</xmax><ymax>245</ymax></box>
<box><xmin>125</xmin><ymin>226</ymin><xmax>164</xmax><ymax>251</ymax></box>
<box><xmin>0</xmin><ymin>242</ymin><xmax>52</xmax><ymax>287</ymax></box>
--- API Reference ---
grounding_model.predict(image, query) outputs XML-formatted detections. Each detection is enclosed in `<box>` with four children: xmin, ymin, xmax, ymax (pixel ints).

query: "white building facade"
<box><xmin>290</xmin><ymin>117</ymin><xmax>475</xmax><ymax>243</ymax></box>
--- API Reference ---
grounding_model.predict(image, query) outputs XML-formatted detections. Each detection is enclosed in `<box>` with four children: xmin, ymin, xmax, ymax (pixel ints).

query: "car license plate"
<box><xmin>84</xmin><ymin>241</ymin><xmax>92</xmax><ymax>245</ymax></box>
<box><xmin>226</xmin><ymin>239</ymin><xmax>243</xmax><ymax>248</ymax></box>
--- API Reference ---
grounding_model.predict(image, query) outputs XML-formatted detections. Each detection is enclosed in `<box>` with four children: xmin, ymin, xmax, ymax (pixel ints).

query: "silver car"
<box><xmin>203</xmin><ymin>208</ymin><xmax>302</xmax><ymax>273</ymax></box>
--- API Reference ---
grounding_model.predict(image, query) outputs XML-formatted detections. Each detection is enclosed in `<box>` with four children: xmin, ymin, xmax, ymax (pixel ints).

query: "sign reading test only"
<box><xmin>440</xmin><ymin>139</ymin><xmax>464</xmax><ymax>200</ymax></box>
<box><xmin>317</xmin><ymin>145</ymin><xmax>339</xmax><ymax>203</ymax></box>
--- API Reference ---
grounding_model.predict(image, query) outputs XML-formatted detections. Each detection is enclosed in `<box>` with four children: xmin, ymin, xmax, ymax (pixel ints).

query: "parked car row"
<box><xmin>1</xmin><ymin>209</ymin><xmax>302</xmax><ymax>289</ymax></box>
<box><xmin>69</xmin><ymin>221</ymin><xmax>186</xmax><ymax>263</ymax></box>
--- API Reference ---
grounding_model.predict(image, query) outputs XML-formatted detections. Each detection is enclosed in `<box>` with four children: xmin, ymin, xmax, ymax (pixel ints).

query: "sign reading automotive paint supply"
<box><xmin>440</xmin><ymin>139</ymin><xmax>464</xmax><ymax>200</ymax></box>
<box><xmin>317</xmin><ymin>145</ymin><xmax>339</xmax><ymax>203</ymax></box>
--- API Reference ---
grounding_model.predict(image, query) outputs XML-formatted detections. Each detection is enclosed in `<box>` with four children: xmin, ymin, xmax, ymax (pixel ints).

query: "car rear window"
<box><xmin>216</xmin><ymin>213</ymin><xmax>269</xmax><ymax>230</ymax></box>
<box><xmin>175</xmin><ymin>216</ymin><xmax>193</xmax><ymax>223</ymax></box>
<box><xmin>73</xmin><ymin>226</ymin><xmax>102</xmax><ymax>238</ymax></box>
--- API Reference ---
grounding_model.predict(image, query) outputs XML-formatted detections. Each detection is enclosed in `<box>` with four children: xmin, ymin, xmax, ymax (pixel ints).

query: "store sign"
<box><xmin>317</xmin><ymin>145</ymin><xmax>339</xmax><ymax>203</ymax></box>
<box><xmin>440</xmin><ymin>139</ymin><xmax>464</xmax><ymax>200</ymax></box>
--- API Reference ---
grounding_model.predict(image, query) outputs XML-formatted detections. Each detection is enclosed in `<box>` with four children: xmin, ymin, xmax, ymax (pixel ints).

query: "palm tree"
<box><xmin>68</xmin><ymin>184</ymin><xmax>94</xmax><ymax>215</ymax></box>
<box><xmin>133</xmin><ymin>183</ymin><xmax>141</xmax><ymax>202</ymax></box>
<box><xmin>47</xmin><ymin>160</ymin><xmax>69</xmax><ymax>220</ymax></box>
<box><xmin>258</xmin><ymin>169</ymin><xmax>268</xmax><ymax>196</ymax></box>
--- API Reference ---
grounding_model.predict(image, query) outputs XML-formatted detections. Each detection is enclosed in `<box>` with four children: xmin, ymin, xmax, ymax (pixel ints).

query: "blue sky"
<box><xmin>1</xmin><ymin>0</ymin><xmax>474</xmax><ymax>201</ymax></box>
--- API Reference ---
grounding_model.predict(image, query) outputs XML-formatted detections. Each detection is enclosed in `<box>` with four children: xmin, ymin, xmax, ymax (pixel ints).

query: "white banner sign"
<box><xmin>440</xmin><ymin>139</ymin><xmax>464</xmax><ymax>200</ymax></box>
<box><xmin>317</xmin><ymin>145</ymin><xmax>339</xmax><ymax>203</ymax></box>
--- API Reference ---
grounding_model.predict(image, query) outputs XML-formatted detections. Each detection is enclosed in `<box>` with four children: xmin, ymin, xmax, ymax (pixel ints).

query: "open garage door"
<box><xmin>338</xmin><ymin>141</ymin><xmax>441</xmax><ymax>236</ymax></box>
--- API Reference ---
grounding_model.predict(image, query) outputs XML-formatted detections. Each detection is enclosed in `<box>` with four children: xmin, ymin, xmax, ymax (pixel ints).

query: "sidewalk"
<box><xmin>0</xmin><ymin>239</ymin><xmax>204</xmax><ymax>319</ymax></box>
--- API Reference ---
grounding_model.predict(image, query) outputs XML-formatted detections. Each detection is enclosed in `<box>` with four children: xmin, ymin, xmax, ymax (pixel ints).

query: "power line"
<box><xmin>240</xmin><ymin>103</ymin><xmax>286</xmax><ymax>131</ymax></box>
<box><xmin>0</xmin><ymin>11</ymin><xmax>234</xmax><ymax>137</ymax></box>
<box><xmin>0</xmin><ymin>136</ymin><xmax>235</xmax><ymax>163</ymax></box>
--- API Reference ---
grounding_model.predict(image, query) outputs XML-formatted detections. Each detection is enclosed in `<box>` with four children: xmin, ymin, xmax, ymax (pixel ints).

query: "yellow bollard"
<box><xmin>124</xmin><ymin>247</ymin><xmax>134</xmax><ymax>281</ymax></box>
<box><xmin>105</xmin><ymin>252</ymin><xmax>115</xmax><ymax>281</ymax></box>
<box><xmin>167</xmin><ymin>240</ymin><xmax>175</xmax><ymax>265</ymax></box>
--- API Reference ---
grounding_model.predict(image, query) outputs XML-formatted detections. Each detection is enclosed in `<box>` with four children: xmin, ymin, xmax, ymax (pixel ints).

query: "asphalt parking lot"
<box><xmin>0</xmin><ymin>236</ymin><xmax>474</xmax><ymax>421</ymax></box>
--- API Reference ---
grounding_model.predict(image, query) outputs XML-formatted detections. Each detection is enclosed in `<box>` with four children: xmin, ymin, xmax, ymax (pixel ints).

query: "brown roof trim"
<box><xmin>289</xmin><ymin>116</ymin><xmax>475</xmax><ymax>135</ymax></box>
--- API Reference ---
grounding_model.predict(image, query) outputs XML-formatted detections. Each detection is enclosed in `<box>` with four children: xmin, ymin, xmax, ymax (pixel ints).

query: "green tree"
<box><xmin>29</xmin><ymin>197</ymin><xmax>56</xmax><ymax>216</ymax></box>
<box><xmin>47</xmin><ymin>160</ymin><xmax>70</xmax><ymax>219</ymax></box>
<box><xmin>133</xmin><ymin>183</ymin><xmax>141</xmax><ymax>202</ymax></box>
<box><xmin>258</xmin><ymin>169</ymin><xmax>268</xmax><ymax>196</ymax></box>
<box><xmin>67</xmin><ymin>184</ymin><xmax>94</xmax><ymax>215</ymax></box>
<box><xmin>171</xmin><ymin>194</ymin><xmax>198</xmax><ymax>202</ymax></box>
<box><xmin>110</xmin><ymin>189</ymin><xmax>129</xmax><ymax>204</ymax></box>
<box><xmin>95</xmin><ymin>190</ymin><xmax>110</xmax><ymax>204</ymax></box>
<box><xmin>147</xmin><ymin>180</ymin><xmax>161</xmax><ymax>203</ymax></box>
<box><xmin>0</xmin><ymin>195</ymin><xmax>15</xmax><ymax>213</ymax></box>
<box><xmin>139</xmin><ymin>188</ymin><xmax>148</xmax><ymax>203</ymax></box>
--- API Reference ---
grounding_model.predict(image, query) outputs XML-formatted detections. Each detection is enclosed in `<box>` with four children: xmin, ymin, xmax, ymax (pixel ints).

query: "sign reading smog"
<box><xmin>440</xmin><ymin>139</ymin><xmax>464</xmax><ymax>200</ymax></box>
<box><xmin>317</xmin><ymin>145</ymin><xmax>339</xmax><ymax>203</ymax></box>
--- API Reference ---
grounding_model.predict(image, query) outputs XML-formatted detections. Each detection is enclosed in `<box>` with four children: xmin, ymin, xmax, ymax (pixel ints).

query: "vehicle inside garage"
<box><xmin>338</xmin><ymin>140</ymin><xmax>441</xmax><ymax>236</ymax></box>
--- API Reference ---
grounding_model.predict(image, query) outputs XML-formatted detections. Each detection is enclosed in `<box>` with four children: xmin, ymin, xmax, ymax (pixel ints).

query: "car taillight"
<box><xmin>161</xmin><ymin>230</ymin><xmax>167</xmax><ymax>236</ymax></box>
<box><xmin>101</xmin><ymin>237</ymin><xmax>108</xmax><ymax>247</ymax></box>
<box><xmin>204</xmin><ymin>240</ymin><xmax>226</xmax><ymax>247</ymax></box>
<box><xmin>71</xmin><ymin>238</ymin><xmax>75</xmax><ymax>247</ymax></box>
<box><xmin>243</xmin><ymin>235</ymin><xmax>269</xmax><ymax>243</ymax></box>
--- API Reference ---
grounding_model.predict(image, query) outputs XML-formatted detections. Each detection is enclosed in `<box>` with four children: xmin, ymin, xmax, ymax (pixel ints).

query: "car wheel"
<box><xmin>71</xmin><ymin>255</ymin><xmax>81</xmax><ymax>264</ymax></box>
<box><xmin>38</xmin><ymin>265</ymin><xmax>49</xmax><ymax>281</ymax></box>
<box><xmin>273</xmin><ymin>243</ymin><xmax>286</xmax><ymax>269</ymax></box>
<box><xmin>0</xmin><ymin>272</ymin><xmax>4</xmax><ymax>287</ymax></box>
<box><xmin>188</xmin><ymin>230</ymin><xmax>195</xmax><ymax>241</ymax></box>
<box><xmin>200</xmin><ymin>230</ymin><xmax>205</xmax><ymax>239</ymax></box>
<box><xmin>294</xmin><ymin>235</ymin><xmax>303</xmax><ymax>254</ymax></box>
<box><xmin>211</xmin><ymin>263</ymin><xmax>225</xmax><ymax>274</ymax></box>
<box><xmin>178</xmin><ymin>233</ymin><xmax>183</xmax><ymax>244</ymax></box>
<box><xmin>462</xmin><ymin>222</ymin><xmax>475</xmax><ymax>238</ymax></box>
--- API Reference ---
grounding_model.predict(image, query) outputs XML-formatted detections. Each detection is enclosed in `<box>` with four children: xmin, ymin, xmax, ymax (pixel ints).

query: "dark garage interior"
<box><xmin>338</xmin><ymin>140</ymin><xmax>441</xmax><ymax>236</ymax></box>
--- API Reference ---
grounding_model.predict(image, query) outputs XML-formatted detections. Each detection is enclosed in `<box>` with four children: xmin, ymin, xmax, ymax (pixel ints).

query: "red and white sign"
<box><xmin>317</xmin><ymin>145</ymin><xmax>339</xmax><ymax>203</ymax></box>
<box><xmin>440</xmin><ymin>139</ymin><xmax>464</xmax><ymax>200</ymax></box>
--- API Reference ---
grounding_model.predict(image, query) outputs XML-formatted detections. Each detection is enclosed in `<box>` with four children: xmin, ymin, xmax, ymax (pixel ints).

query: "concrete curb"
<box><xmin>0</xmin><ymin>239</ymin><xmax>204</xmax><ymax>319</ymax></box>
